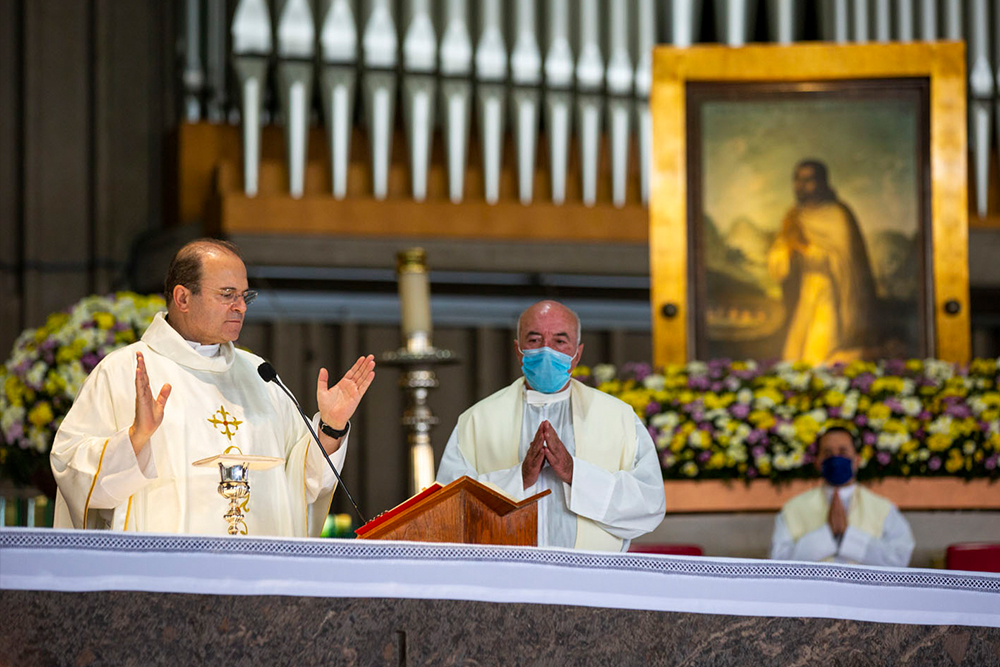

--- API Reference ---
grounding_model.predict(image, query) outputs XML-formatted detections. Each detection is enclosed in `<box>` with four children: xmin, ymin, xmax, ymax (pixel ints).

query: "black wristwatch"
<box><xmin>319</xmin><ymin>420</ymin><xmax>350</xmax><ymax>439</ymax></box>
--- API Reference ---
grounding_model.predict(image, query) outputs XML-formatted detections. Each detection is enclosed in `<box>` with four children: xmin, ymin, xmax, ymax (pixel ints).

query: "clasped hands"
<box><xmin>129</xmin><ymin>351</ymin><xmax>376</xmax><ymax>456</ymax></box>
<box><xmin>828</xmin><ymin>491</ymin><xmax>848</xmax><ymax>539</ymax></box>
<box><xmin>521</xmin><ymin>420</ymin><xmax>574</xmax><ymax>489</ymax></box>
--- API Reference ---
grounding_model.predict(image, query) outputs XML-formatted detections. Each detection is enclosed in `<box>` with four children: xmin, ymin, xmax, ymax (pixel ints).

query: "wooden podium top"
<box><xmin>356</xmin><ymin>476</ymin><xmax>550</xmax><ymax>546</ymax></box>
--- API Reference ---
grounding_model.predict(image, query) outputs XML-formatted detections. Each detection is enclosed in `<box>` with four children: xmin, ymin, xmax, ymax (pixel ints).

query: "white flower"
<box><xmin>686</xmin><ymin>361</ymin><xmax>708</xmax><ymax>376</ymax></box>
<box><xmin>650</xmin><ymin>412</ymin><xmax>679</xmax><ymax>430</ymax></box>
<box><xmin>776</xmin><ymin>423</ymin><xmax>797</xmax><ymax>442</ymax></box>
<box><xmin>928</xmin><ymin>415</ymin><xmax>953</xmax><ymax>435</ymax></box>
<box><xmin>895</xmin><ymin>396</ymin><xmax>919</xmax><ymax>416</ymax></box>
<box><xmin>26</xmin><ymin>361</ymin><xmax>47</xmax><ymax>388</ymax></box>
<box><xmin>642</xmin><ymin>373</ymin><xmax>666</xmax><ymax>391</ymax></box>
<box><xmin>724</xmin><ymin>376</ymin><xmax>741</xmax><ymax>392</ymax></box>
<box><xmin>876</xmin><ymin>432</ymin><xmax>906</xmax><ymax>452</ymax></box>
<box><xmin>737</xmin><ymin>388</ymin><xmax>753</xmax><ymax>405</ymax></box>
<box><xmin>593</xmin><ymin>364</ymin><xmax>617</xmax><ymax>384</ymax></box>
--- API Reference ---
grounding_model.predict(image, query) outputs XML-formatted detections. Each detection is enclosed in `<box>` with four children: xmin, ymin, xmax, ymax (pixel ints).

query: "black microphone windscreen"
<box><xmin>257</xmin><ymin>362</ymin><xmax>277</xmax><ymax>382</ymax></box>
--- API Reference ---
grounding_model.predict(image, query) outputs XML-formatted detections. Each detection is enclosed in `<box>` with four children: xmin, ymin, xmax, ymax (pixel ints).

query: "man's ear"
<box><xmin>570</xmin><ymin>343</ymin><xmax>584</xmax><ymax>369</ymax></box>
<box><xmin>172</xmin><ymin>285</ymin><xmax>192</xmax><ymax>313</ymax></box>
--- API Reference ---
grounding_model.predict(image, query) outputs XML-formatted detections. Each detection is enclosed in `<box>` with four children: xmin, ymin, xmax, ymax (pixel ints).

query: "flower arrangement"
<box><xmin>575</xmin><ymin>358</ymin><xmax>1000</xmax><ymax>483</ymax></box>
<box><xmin>0</xmin><ymin>292</ymin><xmax>165</xmax><ymax>487</ymax></box>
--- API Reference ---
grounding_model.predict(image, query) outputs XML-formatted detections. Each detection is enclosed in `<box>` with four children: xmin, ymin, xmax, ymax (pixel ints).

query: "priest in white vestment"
<box><xmin>770</xmin><ymin>427</ymin><xmax>914</xmax><ymax>566</ymax></box>
<box><xmin>50</xmin><ymin>239</ymin><xmax>375</xmax><ymax>537</ymax></box>
<box><xmin>436</xmin><ymin>300</ymin><xmax>666</xmax><ymax>551</ymax></box>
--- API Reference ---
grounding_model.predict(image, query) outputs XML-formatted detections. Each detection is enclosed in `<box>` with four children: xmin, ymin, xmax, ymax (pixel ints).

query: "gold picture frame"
<box><xmin>649</xmin><ymin>42</ymin><xmax>969</xmax><ymax>367</ymax></box>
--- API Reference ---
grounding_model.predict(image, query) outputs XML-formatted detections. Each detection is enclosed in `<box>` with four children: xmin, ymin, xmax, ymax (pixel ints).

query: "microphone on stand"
<box><xmin>257</xmin><ymin>361</ymin><xmax>367</xmax><ymax>524</ymax></box>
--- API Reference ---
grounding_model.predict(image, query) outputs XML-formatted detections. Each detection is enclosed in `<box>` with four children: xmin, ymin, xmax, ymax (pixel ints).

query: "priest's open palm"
<box><xmin>129</xmin><ymin>351</ymin><xmax>171</xmax><ymax>454</ymax></box>
<box><xmin>317</xmin><ymin>355</ymin><xmax>376</xmax><ymax>430</ymax></box>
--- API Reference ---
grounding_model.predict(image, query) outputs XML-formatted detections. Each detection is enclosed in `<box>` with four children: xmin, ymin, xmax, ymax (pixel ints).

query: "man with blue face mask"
<box><xmin>770</xmin><ymin>427</ymin><xmax>914</xmax><ymax>566</ymax></box>
<box><xmin>435</xmin><ymin>300</ymin><xmax>666</xmax><ymax>551</ymax></box>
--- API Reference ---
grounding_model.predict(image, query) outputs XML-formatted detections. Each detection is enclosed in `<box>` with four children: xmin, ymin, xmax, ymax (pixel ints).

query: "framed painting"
<box><xmin>649</xmin><ymin>42</ymin><xmax>969</xmax><ymax>367</ymax></box>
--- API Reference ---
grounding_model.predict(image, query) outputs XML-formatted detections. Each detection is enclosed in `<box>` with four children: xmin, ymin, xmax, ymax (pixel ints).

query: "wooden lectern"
<box><xmin>355</xmin><ymin>476</ymin><xmax>550</xmax><ymax>546</ymax></box>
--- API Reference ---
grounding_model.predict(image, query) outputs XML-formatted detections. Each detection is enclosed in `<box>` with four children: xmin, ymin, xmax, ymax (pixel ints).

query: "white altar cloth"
<box><xmin>1</xmin><ymin>528</ymin><xmax>997</xmax><ymax>628</ymax></box>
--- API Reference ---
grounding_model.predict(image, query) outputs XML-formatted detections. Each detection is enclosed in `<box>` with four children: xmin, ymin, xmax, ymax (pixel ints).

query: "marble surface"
<box><xmin>1</xmin><ymin>591</ymin><xmax>998</xmax><ymax>666</ymax></box>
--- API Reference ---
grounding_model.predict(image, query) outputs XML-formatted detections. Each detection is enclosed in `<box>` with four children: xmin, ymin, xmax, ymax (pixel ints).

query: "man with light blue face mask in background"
<box><xmin>770</xmin><ymin>427</ymin><xmax>914</xmax><ymax>566</ymax></box>
<box><xmin>436</xmin><ymin>300</ymin><xmax>666</xmax><ymax>551</ymax></box>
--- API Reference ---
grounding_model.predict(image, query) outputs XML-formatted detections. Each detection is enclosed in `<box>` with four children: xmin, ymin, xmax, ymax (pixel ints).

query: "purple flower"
<box><xmin>862</xmin><ymin>432</ymin><xmax>877</xmax><ymax>445</ymax></box>
<box><xmin>688</xmin><ymin>376</ymin><xmax>711</xmax><ymax>391</ymax></box>
<box><xmin>5</xmin><ymin>422</ymin><xmax>24</xmax><ymax>443</ymax></box>
<box><xmin>729</xmin><ymin>403</ymin><xmax>750</xmax><ymax>419</ymax></box>
<box><xmin>854</xmin><ymin>415</ymin><xmax>868</xmax><ymax>427</ymax></box>
<box><xmin>645</xmin><ymin>401</ymin><xmax>661</xmax><ymax>417</ymax></box>
<box><xmin>698</xmin><ymin>451</ymin><xmax>712</xmax><ymax>463</ymax></box>
<box><xmin>884</xmin><ymin>398</ymin><xmax>903</xmax><ymax>413</ymax></box>
<box><xmin>81</xmin><ymin>353</ymin><xmax>100</xmax><ymax>372</ymax></box>
<box><xmin>751</xmin><ymin>445</ymin><xmax>766</xmax><ymax>458</ymax></box>
<box><xmin>746</xmin><ymin>467</ymin><xmax>758</xmax><ymax>479</ymax></box>
<box><xmin>985</xmin><ymin>455</ymin><xmax>998</xmax><ymax>471</ymax></box>
<box><xmin>710</xmin><ymin>382</ymin><xmax>724</xmax><ymax>393</ymax></box>
<box><xmin>828</xmin><ymin>406</ymin><xmax>841</xmax><ymax>418</ymax></box>
<box><xmin>928</xmin><ymin>457</ymin><xmax>942</xmax><ymax>471</ymax></box>
<box><xmin>747</xmin><ymin>429</ymin><xmax>767</xmax><ymax>445</ymax></box>
<box><xmin>944</xmin><ymin>404</ymin><xmax>971</xmax><ymax>419</ymax></box>
<box><xmin>876</xmin><ymin>452</ymin><xmax>891</xmax><ymax>465</ymax></box>
<box><xmin>647</xmin><ymin>426</ymin><xmax>657</xmax><ymax>440</ymax></box>
<box><xmin>623</xmin><ymin>362</ymin><xmax>652</xmax><ymax>382</ymax></box>
<box><xmin>852</xmin><ymin>373</ymin><xmax>875</xmax><ymax>393</ymax></box>
<box><xmin>918</xmin><ymin>410</ymin><xmax>932</xmax><ymax>421</ymax></box>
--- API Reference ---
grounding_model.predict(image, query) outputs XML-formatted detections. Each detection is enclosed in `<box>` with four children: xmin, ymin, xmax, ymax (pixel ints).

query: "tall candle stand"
<box><xmin>380</xmin><ymin>249</ymin><xmax>458</xmax><ymax>495</ymax></box>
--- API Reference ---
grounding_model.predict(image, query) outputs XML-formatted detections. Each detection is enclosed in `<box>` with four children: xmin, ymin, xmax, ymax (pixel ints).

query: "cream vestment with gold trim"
<box><xmin>51</xmin><ymin>312</ymin><xmax>342</xmax><ymax>537</ymax></box>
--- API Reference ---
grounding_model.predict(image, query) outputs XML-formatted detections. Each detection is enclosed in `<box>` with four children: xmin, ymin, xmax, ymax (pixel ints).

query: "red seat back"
<box><xmin>628</xmin><ymin>543</ymin><xmax>704</xmax><ymax>557</ymax></box>
<box><xmin>945</xmin><ymin>543</ymin><xmax>1000</xmax><ymax>573</ymax></box>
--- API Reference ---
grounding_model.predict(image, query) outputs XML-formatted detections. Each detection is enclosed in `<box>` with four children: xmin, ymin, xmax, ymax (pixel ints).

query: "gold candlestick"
<box><xmin>382</xmin><ymin>249</ymin><xmax>458</xmax><ymax>495</ymax></box>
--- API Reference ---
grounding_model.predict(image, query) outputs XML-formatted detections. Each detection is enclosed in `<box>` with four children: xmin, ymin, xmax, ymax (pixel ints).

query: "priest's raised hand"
<box><xmin>316</xmin><ymin>354</ymin><xmax>376</xmax><ymax>454</ymax></box>
<box><xmin>128</xmin><ymin>351</ymin><xmax>172</xmax><ymax>454</ymax></box>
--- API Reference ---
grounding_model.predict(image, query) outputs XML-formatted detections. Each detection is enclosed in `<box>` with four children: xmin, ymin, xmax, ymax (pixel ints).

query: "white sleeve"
<box><xmin>301</xmin><ymin>413</ymin><xmax>347</xmax><ymax>502</ymax></box>
<box><xmin>563</xmin><ymin>415</ymin><xmax>666</xmax><ymax>540</ymax></box>
<box><xmin>838</xmin><ymin>506</ymin><xmax>915</xmax><ymax>567</ymax></box>
<box><xmin>436</xmin><ymin>427</ymin><xmax>526</xmax><ymax>501</ymax></box>
<box><xmin>50</xmin><ymin>363</ymin><xmax>158</xmax><ymax>528</ymax></box>
<box><xmin>770</xmin><ymin>513</ymin><xmax>839</xmax><ymax>562</ymax></box>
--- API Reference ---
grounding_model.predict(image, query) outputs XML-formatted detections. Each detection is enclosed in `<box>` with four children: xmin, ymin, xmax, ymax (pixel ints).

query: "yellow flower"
<box><xmin>866</xmin><ymin>403</ymin><xmax>891</xmax><ymax>422</ymax></box>
<box><xmin>757</xmin><ymin>459</ymin><xmax>772</xmax><ymax>475</ymax></box>
<box><xmin>900</xmin><ymin>440</ymin><xmax>919</xmax><ymax>454</ymax></box>
<box><xmin>823</xmin><ymin>390</ymin><xmax>845</xmax><ymax>407</ymax></box>
<box><xmin>708</xmin><ymin>452</ymin><xmax>726</xmax><ymax>469</ymax></box>
<box><xmin>926</xmin><ymin>433</ymin><xmax>952</xmax><ymax>452</ymax></box>
<box><xmin>970</xmin><ymin>358</ymin><xmax>996</xmax><ymax>375</ymax></box>
<box><xmin>681</xmin><ymin>461</ymin><xmax>699</xmax><ymax>477</ymax></box>
<box><xmin>572</xmin><ymin>365</ymin><xmax>591</xmax><ymax>377</ymax></box>
<box><xmin>749</xmin><ymin>410</ymin><xmax>776</xmax><ymax>430</ymax></box>
<box><xmin>4</xmin><ymin>376</ymin><xmax>25</xmax><ymax>406</ymax></box>
<box><xmin>93</xmin><ymin>312</ymin><xmax>115</xmax><ymax>330</ymax></box>
<box><xmin>753</xmin><ymin>387</ymin><xmax>783</xmax><ymax>406</ymax></box>
<box><xmin>945</xmin><ymin>452</ymin><xmax>964</xmax><ymax>474</ymax></box>
<box><xmin>792</xmin><ymin>414</ymin><xmax>820</xmax><ymax>444</ymax></box>
<box><xmin>905</xmin><ymin>359</ymin><xmax>923</xmax><ymax>372</ymax></box>
<box><xmin>882</xmin><ymin>418</ymin><xmax>907</xmax><ymax>435</ymax></box>
<box><xmin>704</xmin><ymin>392</ymin><xmax>733</xmax><ymax>410</ymax></box>
<box><xmin>28</xmin><ymin>401</ymin><xmax>54</xmax><ymax>428</ymax></box>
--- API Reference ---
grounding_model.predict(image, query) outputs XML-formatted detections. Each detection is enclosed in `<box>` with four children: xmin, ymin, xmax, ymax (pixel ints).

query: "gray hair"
<box><xmin>515</xmin><ymin>301</ymin><xmax>582</xmax><ymax>346</ymax></box>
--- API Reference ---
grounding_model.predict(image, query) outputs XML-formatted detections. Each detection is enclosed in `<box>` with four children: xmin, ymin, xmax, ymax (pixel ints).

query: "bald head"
<box><xmin>517</xmin><ymin>300</ymin><xmax>582</xmax><ymax>348</ymax></box>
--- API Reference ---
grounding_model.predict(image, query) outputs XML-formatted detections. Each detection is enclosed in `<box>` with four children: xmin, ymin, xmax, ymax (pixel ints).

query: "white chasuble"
<box><xmin>437</xmin><ymin>378</ymin><xmax>666</xmax><ymax>551</ymax></box>
<box><xmin>50</xmin><ymin>313</ymin><xmax>344</xmax><ymax>537</ymax></box>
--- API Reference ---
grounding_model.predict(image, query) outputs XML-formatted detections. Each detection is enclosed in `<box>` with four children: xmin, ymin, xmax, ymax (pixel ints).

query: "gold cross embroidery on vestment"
<box><xmin>208</xmin><ymin>405</ymin><xmax>242</xmax><ymax>441</ymax></box>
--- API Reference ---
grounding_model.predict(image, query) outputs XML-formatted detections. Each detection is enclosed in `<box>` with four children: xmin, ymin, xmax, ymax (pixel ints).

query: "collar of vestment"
<box><xmin>185</xmin><ymin>339</ymin><xmax>221</xmax><ymax>357</ymax></box>
<box><xmin>823</xmin><ymin>482</ymin><xmax>856</xmax><ymax>505</ymax></box>
<box><xmin>143</xmin><ymin>312</ymin><xmax>236</xmax><ymax>373</ymax></box>
<box><xmin>524</xmin><ymin>383</ymin><xmax>571</xmax><ymax>406</ymax></box>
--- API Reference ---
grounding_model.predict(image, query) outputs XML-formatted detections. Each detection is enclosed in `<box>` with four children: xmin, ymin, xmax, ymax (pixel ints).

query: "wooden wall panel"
<box><xmin>22</xmin><ymin>0</ymin><xmax>93</xmax><ymax>326</ymax></box>
<box><xmin>93</xmin><ymin>0</ymin><xmax>162</xmax><ymax>291</ymax></box>
<box><xmin>0</xmin><ymin>0</ymin><xmax>22</xmax><ymax>357</ymax></box>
